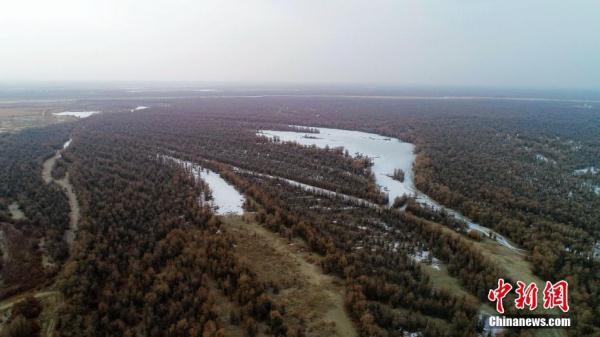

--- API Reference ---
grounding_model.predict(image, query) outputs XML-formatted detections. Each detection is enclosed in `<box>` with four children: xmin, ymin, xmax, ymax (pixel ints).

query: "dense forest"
<box><xmin>142</xmin><ymin>96</ymin><xmax>598</xmax><ymax>334</ymax></box>
<box><xmin>48</xmin><ymin>108</ymin><xmax>499</xmax><ymax>336</ymax></box>
<box><xmin>55</xmin><ymin>124</ymin><xmax>294</xmax><ymax>337</ymax></box>
<box><xmin>230</xmin><ymin>170</ymin><xmax>501</xmax><ymax>336</ymax></box>
<box><xmin>0</xmin><ymin>123</ymin><xmax>73</xmax><ymax>298</ymax></box>
<box><xmin>1</xmin><ymin>94</ymin><xmax>598</xmax><ymax>336</ymax></box>
<box><xmin>142</xmin><ymin>96</ymin><xmax>598</xmax><ymax>335</ymax></box>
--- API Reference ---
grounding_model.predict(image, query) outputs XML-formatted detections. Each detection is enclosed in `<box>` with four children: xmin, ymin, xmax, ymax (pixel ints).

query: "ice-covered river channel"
<box><xmin>259</xmin><ymin>127</ymin><xmax>523</xmax><ymax>253</ymax></box>
<box><xmin>165</xmin><ymin>157</ymin><xmax>245</xmax><ymax>215</ymax></box>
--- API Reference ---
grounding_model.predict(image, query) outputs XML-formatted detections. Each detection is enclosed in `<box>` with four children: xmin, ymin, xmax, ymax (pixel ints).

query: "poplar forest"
<box><xmin>0</xmin><ymin>93</ymin><xmax>598</xmax><ymax>337</ymax></box>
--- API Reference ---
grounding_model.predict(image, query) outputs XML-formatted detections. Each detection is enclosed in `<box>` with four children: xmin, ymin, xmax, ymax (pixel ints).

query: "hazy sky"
<box><xmin>1</xmin><ymin>0</ymin><xmax>599</xmax><ymax>89</ymax></box>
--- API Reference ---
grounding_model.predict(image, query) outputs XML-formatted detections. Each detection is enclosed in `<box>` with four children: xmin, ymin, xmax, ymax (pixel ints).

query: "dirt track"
<box><xmin>41</xmin><ymin>139</ymin><xmax>80</xmax><ymax>248</ymax></box>
<box><xmin>223</xmin><ymin>215</ymin><xmax>357</xmax><ymax>337</ymax></box>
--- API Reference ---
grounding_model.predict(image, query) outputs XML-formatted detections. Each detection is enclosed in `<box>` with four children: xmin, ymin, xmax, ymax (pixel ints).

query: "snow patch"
<box><xmin>410</xmin><ymin>249</ymin><xmax>441</xmax><ymax>270</ymax></box>
<box><xmin>130</xmin><ymin>106</ymin><xmax>149</xmax><ymax>112</ymax></box>
<box><xmin>53</xmin><ymin>111</ymin><xmax>100</xmax><ymax>118</ymax></box>
<box><xmin>573</xmin><ymin>166</ymin><xmax>598</xmax><ymax>176</ymax></box>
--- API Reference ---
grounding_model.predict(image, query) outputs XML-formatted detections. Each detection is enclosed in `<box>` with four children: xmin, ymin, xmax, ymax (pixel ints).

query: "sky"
<box><xmin>1</xmin><ymin>0</ymin><xmax>599</xmax><ymax>90</ymax></box>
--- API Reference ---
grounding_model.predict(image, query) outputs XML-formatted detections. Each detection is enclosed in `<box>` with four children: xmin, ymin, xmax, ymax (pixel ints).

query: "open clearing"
<box><xmin>222</xmin><ymin>214</ymin><xmax>358</xmax><ymax>337</ymax></box>
<box><xmin>0</xmin><ymin>104</ymin><xmax>67</xmax><ymax>133</ymax></box>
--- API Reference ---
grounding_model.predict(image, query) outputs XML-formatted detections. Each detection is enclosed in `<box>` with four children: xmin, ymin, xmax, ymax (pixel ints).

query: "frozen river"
<box><xmin>259</xmin><ymin>128</ymin><xmax>416</xmax><ymax>205</ymax></box>
<box><xmin>259</xmin><ymin>126</ymin><xmax>523</xmax><ymax>252</ymax></box>
<box><xmin>164</xmin><ymin>156</ymin><xmax>245</xmax><ymax>215</ymax></box>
